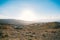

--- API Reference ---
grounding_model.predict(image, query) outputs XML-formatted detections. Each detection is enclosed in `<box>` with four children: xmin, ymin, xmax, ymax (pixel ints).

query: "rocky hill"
<box><xmin>0</xmin><ymin>20</ymin><xmax>60</xmax><ymax>40</ymax></box>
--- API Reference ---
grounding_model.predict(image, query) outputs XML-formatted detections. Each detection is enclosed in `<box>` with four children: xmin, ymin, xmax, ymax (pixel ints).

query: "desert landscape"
<box><xmin>0</xmin><ymin>19</ymin><xmax>60</xmax><ymax>40</ymax></box>
<box><xmin>0</xmin><ymin>0</ymin><xmax>60</xmax><ymax>40</ymax></box>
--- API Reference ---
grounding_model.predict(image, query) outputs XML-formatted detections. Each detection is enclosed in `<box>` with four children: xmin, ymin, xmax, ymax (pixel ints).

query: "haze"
<box><xmin>0</xmin><ymin>0</ymin><xmax>60</xmax><ymax>22</ymax></box>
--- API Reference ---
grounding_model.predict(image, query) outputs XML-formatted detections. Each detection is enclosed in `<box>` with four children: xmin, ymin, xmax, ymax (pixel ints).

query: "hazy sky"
<box><xmin>0</xmin><ymin>0</ymin><xmax>60</xmax><ymax>22</ymax></box>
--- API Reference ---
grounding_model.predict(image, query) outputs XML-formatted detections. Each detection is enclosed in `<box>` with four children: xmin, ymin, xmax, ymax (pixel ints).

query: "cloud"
<box><xmin>0</xmin><ymin>14</ymin><xmax>10</xmax><ymax>19</ymax></box>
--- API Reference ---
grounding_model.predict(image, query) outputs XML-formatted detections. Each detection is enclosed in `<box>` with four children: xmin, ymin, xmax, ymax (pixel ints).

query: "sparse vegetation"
<box><xmin>0</xmin><ymin>22</ymin><xmax>60</xmax><ymax>40</ymax></box>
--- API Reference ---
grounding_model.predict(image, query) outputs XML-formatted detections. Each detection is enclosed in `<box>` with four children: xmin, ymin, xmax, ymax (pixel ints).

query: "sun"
<box><xmin>19</xmin><ymin>9</ymin><xmax>37</xmax><ymax>21</ymax></box>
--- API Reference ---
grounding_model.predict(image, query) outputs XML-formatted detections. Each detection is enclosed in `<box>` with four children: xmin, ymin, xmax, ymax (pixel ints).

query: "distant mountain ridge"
<box><xmin>0</xmin><ymin>19</ymin><xmax>60</xmax><ymax>25</ymax></box>
<box><xmin>0</xmin><ymin>19</ymin><xmax>33</xmax><ymax>25</ymax></box>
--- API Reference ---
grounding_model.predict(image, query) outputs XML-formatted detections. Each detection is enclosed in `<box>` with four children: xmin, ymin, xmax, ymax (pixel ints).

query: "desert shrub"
<box><xmin>32</xmin><ymin>32</ymin><xmax>35</xmax><ymax>34</ymax></box>
<box><xmin>28</xmin><ymin>39</ymin><xmax>32</xmax><ymax>40</ymax></box>
<box><xmin>42</xmin><ymin>22</ymin><xmax>60</xmax><ymax>29</ymax></box>
<box><xmin>51</xmin><ymin>31</ymin><xmax>56</xmax><ymax>33</ymax></box>
<box><xmin>0</xmin><ymin>32</ymin><xmax>3</xmax><ymax>38</ymax></box>
<box><xmin>42</xmin><ymin>34</ymin><xmax>46</xmax><ymax>37</ymax></box>
<box><xmin>29</xmin><ymin>35</ymin><xmax>33</xmax><ymax>37</ymax></box>
<box><xmin>5</xmin><ymin>35</ymin><xmax>8</xmax><ymax>37</ymax></box>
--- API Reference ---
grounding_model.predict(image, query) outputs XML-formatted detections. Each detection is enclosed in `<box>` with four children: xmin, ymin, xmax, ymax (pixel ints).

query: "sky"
<box><xmin>0</xmin><ymin>0</ymin><xmax>60</xmax><ymax>22</ymax></box>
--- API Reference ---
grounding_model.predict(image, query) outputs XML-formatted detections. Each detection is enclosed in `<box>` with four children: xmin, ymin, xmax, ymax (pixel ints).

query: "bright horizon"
<box><xmin>0</xmin><ymin>0</ymin><xmax>60</xmax><ymax>22</ymax></box>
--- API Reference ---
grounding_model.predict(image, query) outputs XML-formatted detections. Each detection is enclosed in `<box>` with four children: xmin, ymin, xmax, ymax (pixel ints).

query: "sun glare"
<box><xmin>19</xmin><ymin>9</ymin><xmax>37</xmax><ymax>21</ymax></box>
